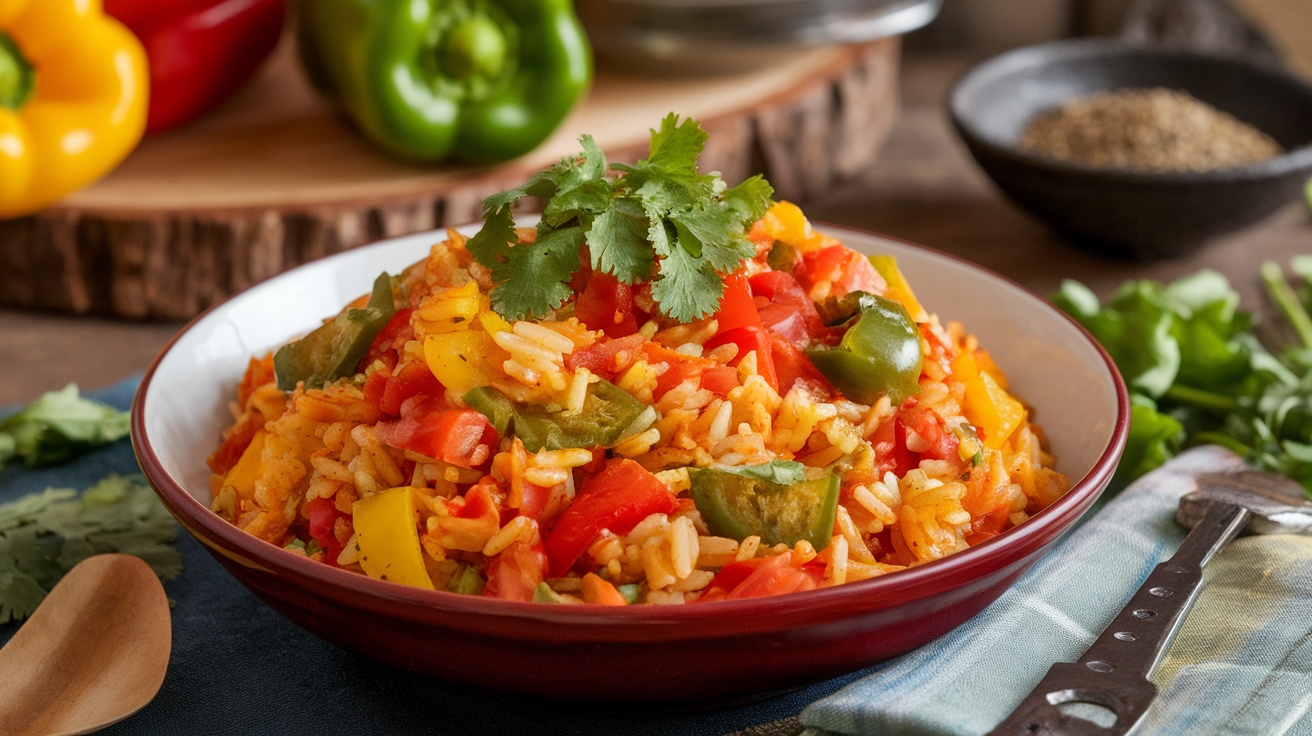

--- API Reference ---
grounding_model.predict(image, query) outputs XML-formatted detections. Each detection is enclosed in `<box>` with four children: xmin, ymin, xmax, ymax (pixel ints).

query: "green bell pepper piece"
<box><xmin>689</xmin><ymin>465</ymin><xmax>840</xmax><ymax>550</ymax></box>
<box><xmin>807</xmin><ymin>293</ymin><xmax>922</xmax><ymax>405</ymax></box>
<box><xmin>298</xmin><ymin>0</ymin><xmax>591</xmax><ymax>164</ymax></box>
<box><xmin>463</xmin><ymin>378</ymin><xmax>644</xmax><ymax>452</ymax></box>
<box><xmin>274</xmin><ymin>272</ymin><xmax>396</xmax><ymax>391</ymax></box>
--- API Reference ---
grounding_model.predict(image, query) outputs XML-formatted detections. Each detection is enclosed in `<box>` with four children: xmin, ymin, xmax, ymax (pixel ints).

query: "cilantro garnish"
<box><xmin>1053</xmin><ymin>258</ymin><xmax>1312</xmax><ymax>496</ymax></box>
<box><xmin>0</xmin><ymin>475</ymin><xmax>182</xmax><ymax>623</ymax></box>
<box><xmin>468</xmin><ymin>114</ymin><xmax>774</xmax><ymax>322</ymax></box>
<box><xmin>0</xmin><ymin>384</ymin><xmax>130</xmax><ymax>470</ymax></box>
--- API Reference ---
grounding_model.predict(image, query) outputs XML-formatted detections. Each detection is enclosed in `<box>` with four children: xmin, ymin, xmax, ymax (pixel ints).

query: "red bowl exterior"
<box><xmin>131</xmin><ymin>227</ymin><xmax>1129</xmax><ymax>705</ymax></box>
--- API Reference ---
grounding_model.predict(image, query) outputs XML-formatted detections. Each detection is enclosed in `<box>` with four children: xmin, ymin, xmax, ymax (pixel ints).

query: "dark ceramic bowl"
<box><xmin>949</xmin><ymin>39</ymin><xmax>1312</xmax><ymax>259</ymax></box>
<box><xmin>132</xmin><ymin>223</ymin><xmax>1128</xmax><ymax>706</ymax></box>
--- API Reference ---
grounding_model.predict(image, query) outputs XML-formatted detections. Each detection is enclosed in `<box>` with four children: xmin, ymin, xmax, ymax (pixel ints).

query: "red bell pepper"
<box><xmin>544</xmin><ymin>458</ymin><xmax>675</xmax><ymax>576</ymax></box>
<box><xmin>711</xmin><ymin>271</ymin><xmax>762</xmax><ymax>335</ymax></box>
<box><xmin>705</xmin><ymin>325</ymin><xmax>778</xmax><ymax>390</ymax></box>
<box><xmin>105</xmin><ymin>0</ymin><xmax>286</xmax><ymax>134</ymax></box>
<box><xmin>305</xmin><ymin>497</ymin><xmax>351</xmax><ymax>565</ymax></box>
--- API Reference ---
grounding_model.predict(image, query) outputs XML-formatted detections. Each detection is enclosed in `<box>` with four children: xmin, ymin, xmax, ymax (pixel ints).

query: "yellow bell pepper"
<box><xmin>868</xmin><ymin>255</ymin><xmax>926</xmax><ymax>322</ymax></box>
<box><xmin>951</xmin><ymin>349</ymin><xmax>1027</xmax><ymax>450</ymax></box>
<box><xmin>424</xmin><ymin>329</ymin><xmax>505</xmax><ymax>393</ymax></box>
<box><xmin>0</xmin><ymin>0</ymin><xmax>147</xmax><ymax>218</ymax></box>
<box><xmin>220</xmin><ymin>429</ymin><xmax>267</xmax><ymax>501</ymax></box>
<box><xmin>352</xmin><ymin>487</ymin><xmax>435</xmax><ymax>590</ymax></box>
<box><xmin>757</xmin><ymin>201</ymin><xmax>841</xmax><ymax>253</ymax></box>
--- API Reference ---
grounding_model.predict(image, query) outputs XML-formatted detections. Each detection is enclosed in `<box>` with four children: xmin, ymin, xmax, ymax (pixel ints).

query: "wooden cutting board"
<box><xmin>0</xmin><ymin>36</ymin><xmax>900</xmax><ymax>320</ymax></box>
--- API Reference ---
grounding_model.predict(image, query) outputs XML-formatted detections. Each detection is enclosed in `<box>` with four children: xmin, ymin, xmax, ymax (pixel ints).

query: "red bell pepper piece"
<box><xmin>565</xmin><ymin>333</ymin><xmax>646</xmax><ymax>380</ymax></box>
<box><xmin>768</xmin><ymin>332</ymin><xmax>829</xmax><ymax>395</ymax></box>
<box><xmin>105</xmin><ymin>0</ymin><xmax>286</xmax><ymax>134</ymax></box>
<box><xmin>544</xmin><ymin>459</ymin><xmax>675</xmax><ymax>576</ymax></box>
<box><xmin>711</xmin><ymin>271</ymin><xmax>762</xmax><ymax>335</ymax></box>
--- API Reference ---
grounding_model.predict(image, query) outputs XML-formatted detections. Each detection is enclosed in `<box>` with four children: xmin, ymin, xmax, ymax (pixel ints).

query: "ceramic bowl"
<box><xmin>132</xmin><ymin>224</ymin><xmax>1128</xmax><ymax>706</ymax></box>
<box><xmin>949</xmin><ymin>39</ymin><xmax>1312</xmax><ymax>259</ymax></box>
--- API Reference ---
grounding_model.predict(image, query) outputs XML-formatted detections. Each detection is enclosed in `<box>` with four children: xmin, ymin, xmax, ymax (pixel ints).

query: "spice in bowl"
<box><xmin>1018</xmin><ymin>87</ymin><xmax>1284</xmax><ymax>172</ymax></box>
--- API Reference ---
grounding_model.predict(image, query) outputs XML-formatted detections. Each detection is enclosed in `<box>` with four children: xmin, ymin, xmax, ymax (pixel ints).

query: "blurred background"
<box><xmin>2</xmin><ymin>0</ymin><xmax>1310</xmax><ymax>404</ymax></box>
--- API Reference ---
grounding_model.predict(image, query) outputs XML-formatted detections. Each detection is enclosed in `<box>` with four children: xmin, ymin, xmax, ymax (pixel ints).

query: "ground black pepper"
<box><xmin>1019</xmin><ymin>87</ymin><xmax>1284</xmax><ymax>171</ymax></box>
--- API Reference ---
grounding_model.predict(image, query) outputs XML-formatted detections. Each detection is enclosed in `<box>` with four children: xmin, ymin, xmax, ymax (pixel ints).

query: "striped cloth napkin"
<box><xmin>798</xmin><ymin>445</ymin><xmax>1312</xmax><ymax>736</ymax></box>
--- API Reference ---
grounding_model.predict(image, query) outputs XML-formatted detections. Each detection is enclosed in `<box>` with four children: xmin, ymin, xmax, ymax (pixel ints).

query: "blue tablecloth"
<box><xmin>0</xmin><ymin>379</ymin><xmax>856</xmax><ymax>735</ymax></box>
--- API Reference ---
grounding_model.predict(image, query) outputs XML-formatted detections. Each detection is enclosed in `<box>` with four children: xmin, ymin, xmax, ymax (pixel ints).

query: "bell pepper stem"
<box><xmin>425</xmin><ymin>4</ymin><xmax>516</xmax><ymax>100</ymax></box>
<box><xmin>0</xmin><ymin>31</ymin><xmax>34</xmax><ymax>111</ymax></box>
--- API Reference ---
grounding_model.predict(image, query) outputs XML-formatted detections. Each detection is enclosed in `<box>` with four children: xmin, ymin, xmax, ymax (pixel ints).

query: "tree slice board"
<box><xmin>0</xmin><ymin>37</ymin><xmax>899</xmax><ymax>320</ymax></box>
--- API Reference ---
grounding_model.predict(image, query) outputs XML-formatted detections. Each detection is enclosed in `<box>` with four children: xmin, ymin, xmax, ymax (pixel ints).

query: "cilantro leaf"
<box><xmin>587</xmin><ymin>197</ymin><xmax>652</xmax><ymax>283</ymax></box>
<box><xmin>0</xmin><ymin>475</ymin><xmax>183</xmax><ymax>624</ymax></box>
<box><xmin>488</xmin><ymin>226</ymin><xmax>585</xmax><ymax>321</ymax></box>
<box><xmin>0</xmin><ymin>384</ymin><xmax>130</xmax><ymax>469</ymax></box>
<box><xmin>468</xmin><ymin>115</ymin><xmax>775</xmax><ymax>323</ymax></box>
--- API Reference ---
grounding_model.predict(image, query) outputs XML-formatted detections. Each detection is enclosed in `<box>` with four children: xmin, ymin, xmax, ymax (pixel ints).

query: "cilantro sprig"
<box><xmin>1054</xmin><ymin>258</ymin><xmax>1312</xmax><ymax>496</ymax></box>
<box><xmin>0</xmin><ymin>475</ymin><xmax>182</xmax><ymax>623</ymax></box>
<box><xmin>467</xmin><ymin>114</ymin><xmax>774</xmax><ymax>322</ymax></box>
<box><xmin>0</xmin><ymin>384</ymin><xmax>130</xmax><ymax>470</ymax></box>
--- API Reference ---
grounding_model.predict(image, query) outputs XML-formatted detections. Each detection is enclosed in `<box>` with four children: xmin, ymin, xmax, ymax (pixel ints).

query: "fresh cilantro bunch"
<box><xmin>0</xmin><ymin>475</ymin><xmax>183</xmax><ymax>623</ymax></box>
<box><xmin>467</xmin><ymin>114</ymin><xmax>774</xmax><ymax>322</ymax></box>
<box><xmin>0</xmin><ymin>384</ymin><xmax>130</xmax><ymax>469</ymax></box>
<box><xmin>1053</xmin><ymin>258</ymin><xmax>1312</xmax><ymax>496</ymax></box>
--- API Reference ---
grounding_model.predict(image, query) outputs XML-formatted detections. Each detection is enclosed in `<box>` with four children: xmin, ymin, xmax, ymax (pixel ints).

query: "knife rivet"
<box><xmin>1087</xmin><ymin>660</ymin><xmax>1114</xmax><ymax>673</ymax></box>
<box><xmin>1149</xmin><ymin>587</ymin><xmax>1174</xmax><ymax>597</ymax></box>
<box><xmin>1114</xmin><ymin>631</ymin><xmax>1136</xmax><ymax>641</ymax></box>
<box><xmin>1132</xmin><ymin>609</ymin><xmax>1156</xmax><ymax>619</ymax></box>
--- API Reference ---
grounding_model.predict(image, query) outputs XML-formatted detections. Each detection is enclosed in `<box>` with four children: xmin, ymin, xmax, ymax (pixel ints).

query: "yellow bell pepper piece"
<box><xmin>424</xmin><ymin>330</ymin><xmax>502</xmax><ymax>393</ymax></box>
<box><xmin>758</xmin><ymin>201</ymin><xmax>840</xmax><ymax>252</ymax></box>
<box><xmin>352</xmin><ymin>487</ymin><xmax>435</xmax><ymax>590</ymax></box>
<box><xmin>951</xmin><ymin>350</ymin><xmax>1027</xmax><ymax>450</ymax></box>
<box><xmin>868</xmin><ymin>255</ymin><xmax>926</xmax><ymax>322</ymax></box>
<box><xmin>0</xmin><ymin>0</ymin><xmax>147</xmax><ymax>218</ymax></box>
<box><xmin>476</xmin><ymin>294</ymin><xmax>512</xmax><ymax>334</ymax></box>
<box><xmin>220</xmin><ymin>430</ymin><xmax>267</xmax><ymax>502</ymax></box>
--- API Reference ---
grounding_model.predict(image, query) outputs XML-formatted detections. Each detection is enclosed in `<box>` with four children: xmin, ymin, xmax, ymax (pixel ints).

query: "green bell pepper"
<box><xmin>274</xmin><ymin>272</ymin><xmax>396</xmax><ymax>391</ymax></box>
<box><xmin>807</xmin><ymin>293</ymin><xmax>922</xmax><ymax>406</ymax></box>
<box><xmin>298</xmin><ymin>0</ymin><xmax>591</xmax><ymax>164</ymax></box>
<box><xmin>689</xmin><ymin>464</ymin><xmax>840</xmax><ymax>550</ymax></box>
<box><xmin>464</xmin><ymin>378</ymin><xmax>644</xmax><ymax>452</ymax></box>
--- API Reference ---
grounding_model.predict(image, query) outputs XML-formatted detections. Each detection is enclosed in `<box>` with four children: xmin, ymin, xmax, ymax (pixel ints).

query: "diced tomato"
<box><xmin>748</xmin><ymin>271</ymin><xmax>825</xmax><ymax>338</ymax></box>
<box><xmin>575</xmin><ymin>271</ymin><xmax>638</xmax><ymax>338</ymax></box>
<box><xmin>359</xmin><ymin>307</ymin><xmax>415</xmax><ymax>372</ymax></box>
<box><xmin>517</xmin><ymin>482</ymin><xmax>551</xmax><ymax>521</ymax></box>
<box><xmin>769</xmin><ymin>333</ymin><xmax>828</xmax><ymax>395</ymax></box>
<box><xmin>375</xmin><ymin>404</ymin><xmax>498</xmax><ymax>469</ymax></box>
<box><xmin>484</xmin><ymin>541</ymin><xmax>549</xmax><ymax>602</ymax></box>
<box><xmin>306</xmin><ymin>497</ymin><xmax>349</xmax><ymax>565</ymax></box>
<box><xmin>711</xmin><ymin>271</ymin><xmax>762</xmax><ymax>335</ymax></box>
<box><xmin>544</xmin><ymin>459</ymin><xmax>676</xmax><ymax>576</ymax></box>
<box><xmin>566</xmin><ymin>333</ymin><xmax>646</xmax><ymax>380</ymax></box>
<box><xmin>964</xmin><ymin>510</ymin><xmax>1009</xmax><ymax>546</ymax></box>
<box><xmin>696</xmin><ymin>552</ymin><xmax>821</xmax><ymax>602</ymax></box>
<box><xmin>379</xmin><ymin>361</ymin><xmax>445</xmax><ymax>417</ymax></box>
<box><xmin>795</xmin><ymin>246</ymin><xmax>886</xmax><ymax>301</ymax></box>
<box><xmin>705</xmin><ymin>325</ymin><xmax>778</xmax><ymax>390</ymax></box>
<box><xmin>758</xmin><ymin>303</ymin><xmax>811</xmax><ymax>348</ymax></box>
<box><xmin>871</xmin><ymin>415</ymin><xmax>917</xmax><ymax>478</ymax></box>
<box><xmin>206</xmin><ymin>414</ymin><xmax>261</xmax><ymax>475</ymax></box>
<box><xmin>903</xmin><ymin>404</ymin><xmax>961</xmax><ymax>464</ymax></box>
<box><xmin>700</xmin><ymin>365</ymin><xmax>739</xmax><ymax>396</ymax></box>
<box><xmin>237</xmin><ymin>354</ymin><xmax>276</xmax><ymax>406</ymax></box>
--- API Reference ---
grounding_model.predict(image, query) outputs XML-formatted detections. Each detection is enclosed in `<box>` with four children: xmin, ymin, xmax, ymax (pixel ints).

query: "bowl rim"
<box><xmin>131</xmin><ymin>222</ymin><xmax>1130</xmax><ymax>627</ymax></box>
<box><xmin>946</xmin><ymin>37</ymin><xmax>1312</xmax><ymax>184</ymax></box>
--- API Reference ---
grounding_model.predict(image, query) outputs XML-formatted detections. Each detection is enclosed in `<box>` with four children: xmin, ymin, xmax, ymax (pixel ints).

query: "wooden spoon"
<box><xmin>0</xmin><ymin>554</ymin><xmax>171</xmax><ymax>736</ymax></box>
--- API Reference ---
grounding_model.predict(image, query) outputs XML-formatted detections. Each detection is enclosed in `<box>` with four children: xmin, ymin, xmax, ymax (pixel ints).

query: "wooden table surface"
<box><xmin>3</xmin><ymin>50</ymin><xmax>1310</xmax><ymax>407</ymax></box>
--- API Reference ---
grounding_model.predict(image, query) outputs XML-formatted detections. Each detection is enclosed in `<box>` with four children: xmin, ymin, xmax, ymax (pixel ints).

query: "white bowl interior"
<box><xmin>142</xmin><ymin>226</ymin><xmax>1118</xmax><ymax>507</ymax></box>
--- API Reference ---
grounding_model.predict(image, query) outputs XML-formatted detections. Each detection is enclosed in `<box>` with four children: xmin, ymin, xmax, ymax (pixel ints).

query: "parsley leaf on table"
<box><xmin>0</xmin><ymin>476</ymin><xmax>182</xmax><ymax>623</ymax></box>
<box><xmin>467</xmin><ymin>114</ymin><xmax>773</xmax><ymax>323</ymax></box>
<box><xmin>0</xmin><ymin>384</ymin><xmax>130</xmax><ymax>469</ymax></box>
